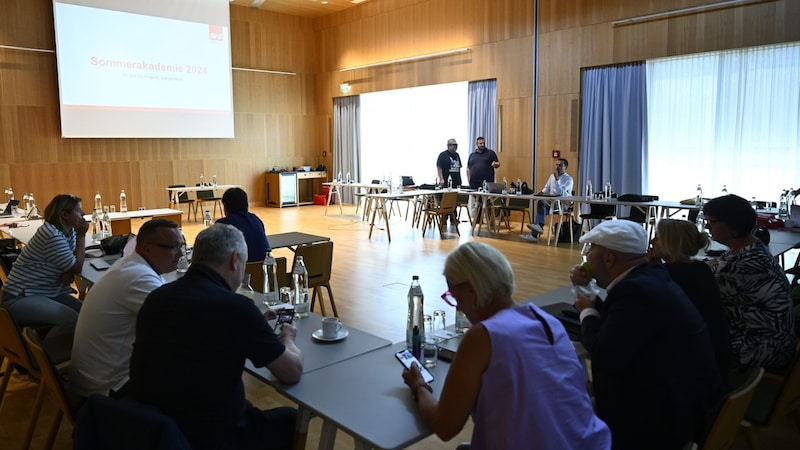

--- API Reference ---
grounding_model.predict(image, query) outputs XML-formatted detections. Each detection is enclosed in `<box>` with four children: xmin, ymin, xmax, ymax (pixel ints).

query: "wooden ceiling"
<box><xmin>229</xmin><ymin>0</ymin><xmax>368</xmax><ymax>18</ymax></box>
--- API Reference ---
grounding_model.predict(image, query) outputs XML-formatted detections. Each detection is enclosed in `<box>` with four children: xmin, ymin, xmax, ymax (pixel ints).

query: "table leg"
<box><xmin>292</xmin><ymin>406</ymin><xmax>312</xmax><ymax>450</ymax></box>
<box><xmin>317</xmin><ymin>421</ymin><xmax>337</xmax><ymax>450</ymax></box>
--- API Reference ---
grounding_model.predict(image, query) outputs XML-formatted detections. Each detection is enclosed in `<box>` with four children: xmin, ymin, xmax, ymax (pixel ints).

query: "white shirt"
<box><xmin>541</xmin><ymin>172</ymin><xmax>574</xmax><ymax>196</ymax></box>
<box><xmin>69</xmin><ymin>251</ymin><xmax>165</xmax><ymax>397</ymax></box>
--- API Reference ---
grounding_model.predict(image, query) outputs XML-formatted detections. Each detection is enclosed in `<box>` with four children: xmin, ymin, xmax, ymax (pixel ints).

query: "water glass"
<box><xmin>176</xmin><ymin>256</ymin><xmax>189</xmax><ymax>273</ymax></box>
<box><xmin>422</xmin><ymin>337</ymin><xmax>439</xmax><ymax>368</ymax></box>
<box><xmin>279</xmin><ymin>286</ymin><xmax>293</xmax><ymax>304</ymax></box>
<box><xmin>433</xmin><ymin>310</ymin><xmax>446</xmax><ymax>335</ymax></box>
<box><xmin>110</xmin><ymin>205</ymin><xmax>116</xmax><ymax>213</ymax></box>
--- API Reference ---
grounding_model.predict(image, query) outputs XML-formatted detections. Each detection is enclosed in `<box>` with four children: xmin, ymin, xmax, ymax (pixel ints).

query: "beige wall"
<box><xmin>1</xmin><ymin>0</ymin><xmax>798</xmax><ymax>208</ymax></box>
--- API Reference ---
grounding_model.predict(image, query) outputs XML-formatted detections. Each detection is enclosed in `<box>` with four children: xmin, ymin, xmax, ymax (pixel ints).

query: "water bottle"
<box><xmin>721</xmin><ymin>185</ymin><xmax>728</xmax><ymax>196</ymax></box>
<box><xmin>292</xmin><ymin>256</ymin><xmax>309</xmax><ymax>318</ymax></box>
<box><xmin>695</xmin><ymin>208</ymin><xmax>706</xmax><ymax>232</ymax></box>
<box><xmin>212</xmin><ymin>174</ymin><xmax>217</xmax><ymax>187</ymax></box>
<box><xmin>7</xmin><ymin>187</ymin><xmax>12</xmax><ymax>202</ymax></box>
<box><xmin>94</xmin><ymin>191</ymin><xmax>102</xmax><ymax>211</ymax></box>
<box><xmin>585</xmin><ymin>180</ymin><xmax>593</xmax><ymax>200</ymax></box>
<box><xmin>695</xmin><ymin>184</ymin><xmax>703</xmax><ymax>206</ymax></box>
<box><xmin>572</xmin><ymin>243</ymin><xmax>600</xmax><ymax>299</ymax></box>
<box><xmin>407</xmin><ymin>275</ymin><xmax>425</xmax><ymax>348</ymax></box>
<box><xmin>91</xmin><ymin>209</ymin><xmax>101</xmax><ymax>242</ymax></box>
<box><xmin>346</xmin><ymin>172</ymin><xmax>351</xmax><ymax>183</ymax></box>
<box><xmin>447</xmin><ymin>175</ymin><xmax>453</xmax><ymax>190</ymax></box>
<box><xmin>119</xmin><ymin>190</ymin><xmax>128</xmax><ymax>213</ymax></box>
<box><xmin>23</xmin><ymin>192</ymin><xmax>29</xmax><ymax>211</ymax></box>
<box><xmin>199</xmin><ymin>173</ymin><xmax>205</xmax><ymax>186</ymax></box>
<box><xmin>101</xmin><ymin>209</ymin><xmax>112</xmax><ymax>238</ymax></box>
<box><xmin>236</xmin><ymin>273</ymin><xmax>255</xmax><ymax>301</ymax></box>
<box><xmin>27</xmin><ymin>192</ymin><xmax>36</xmax><ymax>215</ymax></box>
<box><xmin>516</xmin><ymin>178</ymin><xmax>522</xmax><ymax>196</ymax></box>
<box><xmin>750</xmin><ymin>196</ymin><xmax>758</xmax><ymax>211</ymax></box>
<box><xmin>337</xmin><ymin>171</ymin><xmax>342</xmax><ymax>182</ymax></box>
<box><xmin>482</xmin><ymin>180</ymin><xmax>488</xmax><ymax>192</ymax></box>
<box><xmin>603</xmin><ymin>181</ymin><xmax>612</xmax><ymax>200</ymax></box>
<box><xmin>435</xmin><ymin>177</ymin><xmax>441</xmax><ymax>190</ymax></box>
<box><xmin>502</xmin><ymin>177</ymin><xmax>508</xmax><ymax>193</ymax></box>
<box><xmin>203</xmin><ymin>210</ymin><xmax>213</xmax><ymax>229</ymax></box>
<box><xmin>262</xmin><ymin>249</ymin><xmax>278</xmax><ymax>306</ymax></box>
<box><xmin>778</xmin><ymin>190</ymin><xmax>789</xmax><ymax>217</ymax></box>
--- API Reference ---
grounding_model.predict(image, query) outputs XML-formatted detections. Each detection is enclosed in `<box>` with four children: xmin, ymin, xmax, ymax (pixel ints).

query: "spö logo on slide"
<box><xmin>208</xmin><ymin>25</ymin><xmax>223</xmax><ymax>41</ymax></box>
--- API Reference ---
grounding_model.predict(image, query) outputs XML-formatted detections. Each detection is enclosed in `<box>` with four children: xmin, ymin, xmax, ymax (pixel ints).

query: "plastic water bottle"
<box><xmin>27</xmin><ymin>192</ymin><xmax>36</xmax><ymax>217</ymax></box>
<box><xmin>695</xmin><ymin>184</ymin><xmax>703</xmax><ymax>206</ymax></box>
<box><xmin>236</xmin><ymin>273</ymin><xmax>255</xmax><ymax>300</ymax></box>
<box><xmin>407</xmin><ymin>275</ymin><xmax>425</xmax><ymax>348</ymax></box>
<box><xmin>337</xmin><ymin>171</ymin><xmax>343</xmax><ymax>183</ymax></box>
<box><xmin>119</xmin><ymin>190</ymin><xmax>128</xmax><ymax>213</ymax></box>
<box><xmin>23</xmin><ymin>192</ymin><xmax>29</xmax><ymax>211</ymax></box>
<box><xmin>603</xmin><ymin>181</ymin><xmax>612</xmax><ymax>200</ymax></box>
<box><xmin>203</xmin><ymin>210</ymin><xmax>213</xmax><ymax>229</ymax></box>
<box><xmin>721</xmin><ymin>185</ymin><xmax>728</xmax><ymax>196</ymax></box>
<box><xmin>212</xmin><ymin>174</ymin><xmax>217</xmax><ymax>187</ymax></box>
<box><xmin>6</xmin><ymin>187</ymin><xmax>12</xmax><ymax>202</ymax></box>
<box><xmin>585</xmin><ymin>180</ymin><xmax>593</xmax><ymax>200</ymax></box>
<box><xmin>447</xmin><ymin>175</ymin><xmax>453</xmax><ymax>190</ymax></box>
<box><xmin>94</xmin><ymin>191</ymin><xmax>102</xmax><ymax>211</ymax></box>
<box><xmin>516</xmin><ymin>178</ymin><xmax>522</xmax><ymax>196</ymax></box>
<box><xmin>778</xmin><ymin>190</ymin><xmax>789</xmax><ymax>217</ymax></box>
<box><xmin>199</xmin><ymin>173</ymin><xmax>205</xmax><ymax>186</ymax></box>
<box><xmin>346</xmin><ymin>172</ymin><xmax>351</xmax><ymax>183</ymax></box>
<box><xmin>435</xmin><ymin>177</ymin><xmax>441</xmax><ymax>190</ymax></box>
<box><xmin>292</xmin><ymin>256</ymin><xmax>309</xmax><ymax>318</ymax></box>
<box><xmin>262</xmin><ymin>249</ymin><xmax>278</xmax><ymax>306</ymax></box>
<box><xmin>502</xmin><ymin>177</ymin><xmax>508</xmax><ymax>193</ymax></box>
<box><xmin>750</xmin><ymin>197</ymin><xmax>758</xmax><ymax>211</ymax></box>
<box><xmin>482</xmin><ymin>180</ymin><xmax>488</xmax><ymax>192</ymax></box>
<box><xmin>695</xmin><ymin>208</ymin><xmax>706</xmax><ymax>232</ymax></box>
<box><xmin>101</xmin><ymin>210</ymin><xmax>112</xmax><ymax>238</ymax></box>
<box><xmin>91</xmin><ymin>209</ymin><xmax>101</xmax><ymax>242</ymax></box>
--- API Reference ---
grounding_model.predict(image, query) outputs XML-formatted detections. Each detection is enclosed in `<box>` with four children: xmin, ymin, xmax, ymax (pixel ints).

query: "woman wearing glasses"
<box><xmin>401</xmin><ymin>241</ymin><xmax>610</xmax><ymax>450</ymax></box>
<box><xmin>1</xmin><ymin>194</ymin><xmax>89</xmax><ymax>342</ymax></box>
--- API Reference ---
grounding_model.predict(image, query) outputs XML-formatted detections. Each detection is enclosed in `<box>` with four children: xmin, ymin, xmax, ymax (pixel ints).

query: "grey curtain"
<box><xmin>333</xmin><ymin>95</ymin><xmax>361</xmax><ymax>204</ymax></box>
<box><xmin>579</xmin><ymin>63</ymin><xmax>647</xmax><ymax>198</ymax></box>
<box><xmin>467</xmin><ymin>79</ymin><xmax>497</xmax><ymax>155</ymax></box>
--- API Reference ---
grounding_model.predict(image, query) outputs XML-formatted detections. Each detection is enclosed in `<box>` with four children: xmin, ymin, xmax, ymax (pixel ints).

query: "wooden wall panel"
<box><xmin>0</xmin><ymin>2</ymin><xmax>324</xmax><ymax>208</ymax></box>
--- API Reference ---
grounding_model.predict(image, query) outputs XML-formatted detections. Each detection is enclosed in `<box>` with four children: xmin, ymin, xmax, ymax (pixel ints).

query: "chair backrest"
<box><xmin>0</xmin><ymin>307</ymin><xmax>37</xmax><ymax>373</ymax></box>
<box><xmin>167</xmin><ymin>185</ymin><xmax>189</xmax><ymax>203</ymax></box>
<box><xmin>438</xmin><ymin>192</ymin><xmax>458</xmax><ymax>215</ymax></box>
<box><xmin>485</xmin><ymin>182</ymin><xmax>503</xmax><ymax>193</ymax></box>
<box><xmin>22</xmin><ymin>326</ymin><xmax>77</xmax><ymax>426</ymax></box>
<box><xmin>292</xmin><ymin>241</ymin><xmax>333</xmax><ymax>289</ymax></box>
<box><xmin>245</xmin><ymin>256</ymin><xmax>287</xmax><ymax>293</ymax></box>
<box><xmin>701</xmin><ymin>367</ymin><xmax>764</xmax><ymax>449</ymax></box>
<box><xmin>73</xmin><ymin>394</ymin><xmax>192</xmax><ymax>450</ymax></box>
<box><xmin>195</xmin><ymin>184</ymin><xmax>216</xmax><ymax>200</ymax></box>
<box><xmin>760</xmin><ymin>349</ymin><xmax>800</xmax><ymax>424</ymax></box>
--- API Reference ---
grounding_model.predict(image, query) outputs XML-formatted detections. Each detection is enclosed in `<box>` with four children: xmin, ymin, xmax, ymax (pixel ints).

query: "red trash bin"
<box><xmin>321</xmin><ymin>186</ymin><xmax>335</xmax><ymax>204</ymax></box>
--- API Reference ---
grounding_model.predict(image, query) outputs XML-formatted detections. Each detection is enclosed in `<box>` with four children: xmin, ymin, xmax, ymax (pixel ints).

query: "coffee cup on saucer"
<box><xmin>321</xmin><ymin>317</ymin><xmax>342</xmax><ymax>339</ymax></box>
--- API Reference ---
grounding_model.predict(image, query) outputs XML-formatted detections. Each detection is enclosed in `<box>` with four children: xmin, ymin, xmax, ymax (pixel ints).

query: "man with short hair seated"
<box><xmin>217</xmin><ymin>187</ymin><xmax>269</xmax><ymax>262</ymax></box>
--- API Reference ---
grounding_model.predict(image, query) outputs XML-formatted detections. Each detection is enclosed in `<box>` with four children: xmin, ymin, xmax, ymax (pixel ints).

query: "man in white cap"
<box><xmin>570</xmin><ymin>219</ymin><xmax>722</xmax><ymax>450</ymax></box>
<box><xmin>436</xmin><ymin>138</ymin><xmax>462</xmax><ymax>223</ymax></box>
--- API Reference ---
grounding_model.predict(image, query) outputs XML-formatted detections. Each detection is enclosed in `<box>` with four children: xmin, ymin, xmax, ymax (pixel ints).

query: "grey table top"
<box><xmin>267</xmin><ymin>231</ymin><xmax>329</xmax><ymax>250</ymax></box>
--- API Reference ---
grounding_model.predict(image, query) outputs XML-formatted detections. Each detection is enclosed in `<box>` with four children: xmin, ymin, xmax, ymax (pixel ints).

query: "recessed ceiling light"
<box><xmin>351</xmin><ymin>0</ymin><xmax>367</xmax><ymax>4</ymax></box>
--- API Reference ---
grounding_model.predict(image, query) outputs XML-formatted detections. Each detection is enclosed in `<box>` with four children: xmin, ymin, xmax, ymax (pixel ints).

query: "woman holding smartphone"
<box><xmin>401</xmin><ymin>242</ymin><xmax>610</xmax><ymax>450</ymax></box>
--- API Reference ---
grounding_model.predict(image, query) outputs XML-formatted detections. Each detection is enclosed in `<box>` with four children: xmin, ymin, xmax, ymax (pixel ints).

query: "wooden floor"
<box><xmin>1</xmin><ymin>203</ymin><xmax>798</xmax><ymax>449</ymax></box>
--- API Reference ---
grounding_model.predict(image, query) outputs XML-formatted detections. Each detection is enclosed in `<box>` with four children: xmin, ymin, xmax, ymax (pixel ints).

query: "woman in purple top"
<box><xmin>401</xmin><ymin>242</ymin><xmax>610</xmax><ymax>450</ymax></box>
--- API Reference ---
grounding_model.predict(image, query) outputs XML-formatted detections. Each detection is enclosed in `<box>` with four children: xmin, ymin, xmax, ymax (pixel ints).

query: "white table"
<box><xmin>322</xmin><ymin>181</ymin><xmax>388</xmax><ymax>217</ymax></box>
<box><xmin>165</xmin><ymin>184</ymin><xmax>238</xmax><ymax>205</ymax></box>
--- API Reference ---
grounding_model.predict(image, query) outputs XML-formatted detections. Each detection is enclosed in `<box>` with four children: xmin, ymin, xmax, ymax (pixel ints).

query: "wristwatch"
<box><xmin>411</xmin><ymin>381</ymin><xmax>433</xmax><ymax>399</ymax></box>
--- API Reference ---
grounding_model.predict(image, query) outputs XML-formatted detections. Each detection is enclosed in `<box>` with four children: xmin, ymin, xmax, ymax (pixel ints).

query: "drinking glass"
<box><xmin>433</xmin><ymin>310</ymin><xmax>446</xmax><ymax>337</ymax></box>
<box><xmin>279</xmin><ymin>287</ymin><xmax>293</xmax><ymax>304</ymax></box>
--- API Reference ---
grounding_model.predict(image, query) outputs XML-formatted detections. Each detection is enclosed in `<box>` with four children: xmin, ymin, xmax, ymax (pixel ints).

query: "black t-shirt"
<box><xmin>436</xmin><ymin>150</ymin><xmax>462</xmax><ymax>187</ymax></box>
<box><xmin>467</xmin><ymin>149</ymin><xmax>499</xmax><ymax>189</ymax></box>
<box><xmin>130</xmin><ymin>264</ymin><xmax>285</xmax><ymax>450</ymax></box>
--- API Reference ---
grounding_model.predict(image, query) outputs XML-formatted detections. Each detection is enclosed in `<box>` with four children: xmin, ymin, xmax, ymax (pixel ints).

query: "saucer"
<box><xmin>311</xmin><ymin>328</ymin><xmax>349</xmax><ymax>342</ymax></box>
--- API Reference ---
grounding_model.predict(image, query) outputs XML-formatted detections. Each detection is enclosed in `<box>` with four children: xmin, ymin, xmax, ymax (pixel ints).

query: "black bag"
<box><xmin>100</xmin><ymin>234</ymin><xmax>132</xmax><ymax>256</ymax></box>
<box><xmin>557</xmin><ymin>222</ymin><xmax>582</xmax><ymax>243</ymax></box>
<box><xmin>521</xmin><ymin>182</ymin><xmax>534</xmax><ymax>195</ymax></box>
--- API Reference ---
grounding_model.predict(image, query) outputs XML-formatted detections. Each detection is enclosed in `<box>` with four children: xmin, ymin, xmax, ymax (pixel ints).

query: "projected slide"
<box><xmin>53</xmin><ymin>1</ymin><xmax>234</xmax><ymax>138</ymax></box>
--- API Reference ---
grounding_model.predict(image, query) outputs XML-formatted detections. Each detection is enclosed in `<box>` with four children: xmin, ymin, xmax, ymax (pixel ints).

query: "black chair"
<box><xmin>74</xmin><ymin>394</ymin><xmax>192</xmax><ymax>450</ymax></box>
<box><xmin>195</xmin><ymin>184</ymin><xmax>223</xmax><ymax>219</ymax></box>
<box><xmin>579</xmin><ymin>202</ymin><xmax>616</xmax><ymax>235</ymax></box>
<box><xmin>168</xmin><ymin>185</ymin><xmax>197</xmax><ymax>221</ymax></box>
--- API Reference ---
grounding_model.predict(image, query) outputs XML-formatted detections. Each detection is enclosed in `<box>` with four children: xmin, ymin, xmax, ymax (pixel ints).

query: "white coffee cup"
<box><xmin>321</xmin><ymin>317</ymin><xmax>342</xmax><ymax>338</ymax></box>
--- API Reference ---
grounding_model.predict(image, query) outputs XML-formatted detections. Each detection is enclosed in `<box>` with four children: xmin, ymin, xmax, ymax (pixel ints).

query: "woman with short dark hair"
<box><xmin>703</xmin><ymin>194</ymin><xmax>795</xmax><ymax>370</ymax></box>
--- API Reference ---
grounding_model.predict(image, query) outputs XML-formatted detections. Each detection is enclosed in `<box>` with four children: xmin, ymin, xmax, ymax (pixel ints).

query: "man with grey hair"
<box><xmin>130</xmin><ymin>223</ymin><xmax>303</xmax><ymax>450</ymax></box>
<box><xmin>570</xmin><ymin>220</ymin><xmax>721</xmax><ymax>449</ymax></box>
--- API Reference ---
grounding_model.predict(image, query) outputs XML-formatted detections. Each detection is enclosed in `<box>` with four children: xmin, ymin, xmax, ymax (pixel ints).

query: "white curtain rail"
<box><xmin>611</xmin><ymin>0</ymin><xmax>773</xmax><ymax>26</ymax></box>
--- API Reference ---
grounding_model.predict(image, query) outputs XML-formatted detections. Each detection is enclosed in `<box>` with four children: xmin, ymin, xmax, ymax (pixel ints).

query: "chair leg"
<box><xmin>44</xmin><ymin>410</ymin><xmax>63</xmax><ymax>450</ymax></box>
<box><xmin>23</xmin><ymin>383</ymin><xmax>47</xmax><ymax>450</ymax></box>
<box><xmin>0</xmin><ymin>361</ymin><xmax>11</xmax><ymax>412</ymax></box>
<box><xmin>438</xmin><ymin>214</ymin><xmax>445</xmax><ymax>238</ymax></box>
<box><xmin>742</xmin><ymin>423</ymin><xmax>760</xmax><ymax>450</ymax></box>
<box><xmin>324</xmin><ymin>284</ymin><xmax>338</xmax><ymax>318</ymax></box>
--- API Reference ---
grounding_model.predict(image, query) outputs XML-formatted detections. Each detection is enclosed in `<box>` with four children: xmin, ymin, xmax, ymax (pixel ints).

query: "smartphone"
<box><xmin>90</xmin><ymin>260</ymin><xmax>111</xmax><ymax>271</ymax></box>
<box><xmin>274</xmin><ymin>308</ymin><xmax>295</xmax><ymax>330</ymax></box>
<box><xmin>437</xmin><ymin>348</ymin><xmax>456</xmax><ymax>363</ymax></box>
<box><xmin>395</xmin><ymin>349</ymin><xmax>434</xmax><ymax>383</ymax></box>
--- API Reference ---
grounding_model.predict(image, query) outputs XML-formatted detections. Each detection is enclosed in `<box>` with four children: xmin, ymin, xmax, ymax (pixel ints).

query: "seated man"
<box><xmin>70</xmin><ymin>219</ymin><xmax>183</xmax><ymax>398</ymax></box>
<box><xmin>521</xmin><ymin>158</ymin><xmax>573</xmax><ymax>243</ymax></box>
<box><xmin>130</xmin><ymin>224</ymin><xmax>303</xmax><ymax>450</ymax></box>
<box><xmin>571</xmin><ymin>220</ymin><xmax>722</xmax><ymax>449</ymax></box>
<box><xmin>216</xmin><ymin>187</ymin><xmax>269</xmax><ymax>262</ymax></box>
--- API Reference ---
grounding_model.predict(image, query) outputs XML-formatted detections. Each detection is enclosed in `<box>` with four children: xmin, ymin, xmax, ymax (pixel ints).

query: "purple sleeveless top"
<box><xmin>470</xmin><ymin>304</ymin><xmax>610</xmax><ymax>450</ymax></box>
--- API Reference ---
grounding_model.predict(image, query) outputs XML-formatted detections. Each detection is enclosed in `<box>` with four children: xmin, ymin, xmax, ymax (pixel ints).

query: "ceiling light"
<box><xmin>340</xmin><ymin>48</ymin><xmax>470</xmax><ymax>72</ymax></box>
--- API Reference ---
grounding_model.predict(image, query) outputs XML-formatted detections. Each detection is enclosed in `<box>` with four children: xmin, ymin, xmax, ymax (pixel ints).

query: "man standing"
<box><xmin>436</xmin><ymin>138</ymin><xmax>463</xmax><ymax>189</ymax></box>
<box><xmin>571</xmin><ymin>220</ymin><xmax>722</xmax><ymax>449</ymax></box>
<box><xmin>130</xmin><ymin>224</ymin><xmax>303</xmax><ymax>450</ymax></box>
<box><xmin>466</xmin><ymin>136</ymin><xmax>500</xmax><ymax>189</ymax></box>
<box><xmin>69</xmin><ymin>219</ymin><xmax>182</xmax><ymax>398</ymax></box>
<box><xmin>521</xmin><ymin>158</ymin><xmax>573</xmax><ymax>243</ymax></box>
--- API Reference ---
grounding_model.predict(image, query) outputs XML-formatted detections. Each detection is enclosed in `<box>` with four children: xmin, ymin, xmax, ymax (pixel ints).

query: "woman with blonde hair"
<box><xmin>1</xmin><ymin>194</ymin><xmax>89</xmax><ymax>341</ymax></box>
<box><xmin>648</xmin><ymin>218</ymin><xmax>730</xmax><ymax>387</ymax></box>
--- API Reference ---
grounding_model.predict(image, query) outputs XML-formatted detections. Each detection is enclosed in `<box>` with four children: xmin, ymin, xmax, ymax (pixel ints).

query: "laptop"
<box><xmin>0</xmin><ymin>200</ymin><xmax>20</xmax><ymax>218</ymax></box>
<box><xmin>401</xmin><ymin>176</ymin><xmax>415</xmax><ymax>186</ymax></box>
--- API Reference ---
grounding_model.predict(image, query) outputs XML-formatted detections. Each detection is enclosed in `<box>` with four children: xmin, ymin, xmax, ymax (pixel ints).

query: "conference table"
<box><xmin>165</xmin><ymin>184</ymin><xmax>239</xmax><ymax>207</ymax></box>
<box><xmin>269</xmin><ymin>231</ymin><xmax>330</xmax><ymax>251</ymax></box>
<box><xmin>322</xmin><ymin>181</ymin><xmax>388</xmax><ymax>217</ymax></box>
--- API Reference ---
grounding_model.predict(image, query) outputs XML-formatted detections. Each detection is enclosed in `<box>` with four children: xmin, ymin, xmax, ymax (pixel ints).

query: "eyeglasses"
<box><xmin>440</xmin><ymin>290</ymin><xmax>456</xmax><ymax>306</ymax></box>
<box><xmin>151</xmin><ymin>243</ymin><xmax>186</xmax><ymax>254</ymax></box>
